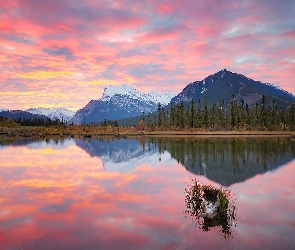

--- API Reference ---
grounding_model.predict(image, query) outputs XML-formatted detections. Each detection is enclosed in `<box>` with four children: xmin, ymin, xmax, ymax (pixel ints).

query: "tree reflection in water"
<box><xmin>184</xmin><ymin>179</ymin><xmax>237</xmax><ymax>238</ymax></box>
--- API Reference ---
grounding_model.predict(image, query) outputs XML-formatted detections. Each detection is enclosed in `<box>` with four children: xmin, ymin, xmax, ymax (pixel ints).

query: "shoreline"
<box><xmin>137</xmin><ymin>131</ymin><xmax>294</xmax><ymax>137</ymax></box>
<box><xmin>0</xmin><ymin>127</ymin><xmax>294</xmax><ymax>138</ymax></box>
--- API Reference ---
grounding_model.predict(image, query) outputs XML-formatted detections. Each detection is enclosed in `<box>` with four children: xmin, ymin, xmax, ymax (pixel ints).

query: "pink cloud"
<box><xmin>157</xmin><ymin>3</ymin><xmax>173</xmax><ymax>14</ymax></box>
<box><xmin>281</xmin><ymin>30</ymin><xmax>295</xmax><ymax>38</ymax></box>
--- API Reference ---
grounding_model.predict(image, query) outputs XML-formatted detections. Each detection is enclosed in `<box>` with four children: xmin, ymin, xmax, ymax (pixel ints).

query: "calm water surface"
<box><xmin>0</xmin><ymin>137</ymin><xmax>295</xmax><ymax>249</ymax></box>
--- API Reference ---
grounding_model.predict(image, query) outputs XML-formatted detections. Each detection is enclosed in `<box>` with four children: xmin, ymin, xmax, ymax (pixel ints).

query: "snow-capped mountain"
<box><xmin>0</xmin><ymin>108</ymin><xmax>9</xmax><ymax>112</ymax></box>
<box><xmin>101</xmin><ymin>84</ymin><xmax>174</xmax><ymax>105</ymax></box>
<box><xmin>70</xmin><ymin>84</ymin><xmax>175</xmax><ymax>125</ymax></box>
<box><xmin>26</xmin><ymin>107</ymin><xmax>75</xmax><ymax>122</ymax></box>
<box><xmin>171</xmin><ymin>69</ymin><xmax>295</xmax><ymax>108</ymax></box>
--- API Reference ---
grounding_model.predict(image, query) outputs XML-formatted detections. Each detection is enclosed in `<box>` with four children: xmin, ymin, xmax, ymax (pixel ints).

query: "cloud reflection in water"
<box><xmin>0</xmin><ymin>137</ymin><xmax>294</xmax><ymax>249</ymax></box>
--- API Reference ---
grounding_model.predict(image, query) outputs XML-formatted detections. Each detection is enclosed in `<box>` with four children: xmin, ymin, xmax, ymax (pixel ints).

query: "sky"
<box><xmin>0</xmin><ymin>0</ymin><xmax>295</xmax><ymax>111</ymax></box>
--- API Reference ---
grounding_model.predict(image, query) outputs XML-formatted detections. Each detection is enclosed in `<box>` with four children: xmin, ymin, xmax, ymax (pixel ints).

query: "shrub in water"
<box><xmin>184</xmin><ymin>179</ymin><xmax>236</xmax><ymax>238</ymax></box>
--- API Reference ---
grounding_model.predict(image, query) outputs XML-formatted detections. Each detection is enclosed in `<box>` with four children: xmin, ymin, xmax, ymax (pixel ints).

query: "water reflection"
<box><xmin>0</xmin><ymin>137</ymin><xmax>295</xmax><ymax>249</ymax></box>
<box><xmin>2</xmin><ymin>137</ymin><xmax>294</xmax><ymax>185</ymax></box>
<box><xmin>75</xmin><ymin>137</ymin><xmax>295</xmax><ymax>186</ymax></box>
<box><xmin>150</xmin><ymin>137</ymin><xmax>295</xmax><ymax>186</ymax></box>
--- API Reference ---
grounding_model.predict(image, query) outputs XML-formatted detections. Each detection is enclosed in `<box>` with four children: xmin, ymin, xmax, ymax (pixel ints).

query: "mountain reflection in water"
<box><xmin>75</xmin><ymin>137</ymin><xmax>295</xmax><ymax>186</ymax></box>
<box><xmin>75</xmin><ymin>138</ymin><xmax>161</xmax><ymax>173</ymax></box>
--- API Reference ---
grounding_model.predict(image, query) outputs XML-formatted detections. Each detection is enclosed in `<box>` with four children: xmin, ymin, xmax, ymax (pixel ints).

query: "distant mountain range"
<box><xmin>0</xmin><ymin>108</ymin><xmax>75</xmax><ymax>122</ymax></box>
<box><xmin>70</xmin><ymin>84</ymin><xmax>174</xmax><ymax>125</ymax></box>
<box><xmin>2</xmin><ymin>69</ymin><xmax>295</xmax><ymax>125</ymax></box>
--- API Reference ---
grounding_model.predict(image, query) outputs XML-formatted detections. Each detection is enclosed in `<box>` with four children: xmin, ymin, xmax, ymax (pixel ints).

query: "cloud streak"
<box><xmin>0</xmin><ymin>0</ymin><xmax>294</xmax><ymax>110</ymax></box>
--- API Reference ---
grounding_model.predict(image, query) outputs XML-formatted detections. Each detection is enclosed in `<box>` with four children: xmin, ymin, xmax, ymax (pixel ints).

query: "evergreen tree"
<box><xmin>260</xmin><ymin>95</ymin><xmax>267</xmax><ymax>127</ymax></box>
<box><xmin>196</xmin><ymin>99</ymin><xmax>202</xmax><ymax>128</ymax></box>
<box><xmin>202</xmin><ymin>96</ymin><xmax>209</xmax><ymax>129</ymax></box>
<box><xmin>169</xmin><ymin>104</ymin><xmax>175</xmax><ymax>129</ymax></box>
<box><xmin>289</xmin><ymin>104</ymin><xmax>295</xmax><ymax>131</ymax></box>
<box><xmin>230</xmin><ymin>95</ymin><xmax>238</xmax><ymax>129</ymax></box>
<box><xmin>179</xmin><ymin>102</ymin><xmax>185</xmax><ymax>129</ymax></box>
<box><xmin>157</xmin><ymin>103</ymin><xmax>162</xmax><ymax>127</ymax></box>
<box><xmin>189</xmin><ymin>99</ymin><xmax>196</xmax><ymax>128</ymax></box>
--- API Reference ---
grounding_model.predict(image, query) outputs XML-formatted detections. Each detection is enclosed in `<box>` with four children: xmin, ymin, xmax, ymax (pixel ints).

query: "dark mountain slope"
<box><xmin>171</xmin><ymin>69</ymin><xmax>295</xmax><ymax>108</ymax></box>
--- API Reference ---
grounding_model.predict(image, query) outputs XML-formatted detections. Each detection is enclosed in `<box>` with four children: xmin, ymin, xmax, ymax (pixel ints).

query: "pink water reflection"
<box><xmin>0</xmin><ymin>139</ymin><xmax>294</xmax><ymax>249</ymax></box>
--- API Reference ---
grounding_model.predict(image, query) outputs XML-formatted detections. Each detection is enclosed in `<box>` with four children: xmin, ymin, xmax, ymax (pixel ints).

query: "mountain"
<box><xmin>0</xmin><ymin>110</ymin><xmax>48</xmax><ymax>120</ymax></box>
<box><xmin>26</xmin><ymin>107</ymin><xmax>75</xmax><ymax>122</ymax></box>
<box><xmin>171</xmin><ymin>69</ymin><xmax>295</xmax><ymax>108</ymax></box>
<box><xmin>70</xmin><ymin>84</ymin><xmax>174</xmax><ymax>125</ymax></box>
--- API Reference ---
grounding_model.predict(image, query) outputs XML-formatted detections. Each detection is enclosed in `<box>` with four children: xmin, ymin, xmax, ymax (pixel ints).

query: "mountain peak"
<box><xmin>101</xmin><ymin>84</ymin><xmax>174</xmax><ymax>106</ymax></box>
<box><xmin>101</xmin><ymin>84</ymin><xmax>139</xmax><ymax>101</ymax></box>
<box><xmin>215</xmin><ymin>68</ymin><xmax>232</xmax><ymax>76</ymax></box>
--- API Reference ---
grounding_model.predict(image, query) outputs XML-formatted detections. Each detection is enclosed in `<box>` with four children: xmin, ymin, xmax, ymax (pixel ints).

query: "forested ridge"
<box><xmin>141</xmin><ymin>95</ymin><xmax>295</xmax><ymax>131</ymax></box>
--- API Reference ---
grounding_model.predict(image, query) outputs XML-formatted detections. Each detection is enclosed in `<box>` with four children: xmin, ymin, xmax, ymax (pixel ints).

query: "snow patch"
<box><xmin>201</xmin><ymin>87</ymin><xmax>207</xmax><ymax>94</ymax></box>
<box><xmin>265</xmin><ymin>82</ymin><xmax>293</xmax><ymax>96</ymax></box>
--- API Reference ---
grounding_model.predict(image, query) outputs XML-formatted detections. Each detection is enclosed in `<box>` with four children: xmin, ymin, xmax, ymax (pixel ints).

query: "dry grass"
<box><xmin>0</xmin><ymin>125</ymin><xmax>294</xmax><ymax>138</ymax></box>
<box><xmin>138</xmin><ymin>130</ymin><xmax>294</xmax><ymax>137</ymax></box>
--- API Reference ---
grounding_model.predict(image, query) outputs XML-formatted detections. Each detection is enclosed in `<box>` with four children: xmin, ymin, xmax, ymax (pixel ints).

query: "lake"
<box><xmin>0</xmin><ymin>136</ymin><xmax>295</xmax><ymax>249</ymax></box>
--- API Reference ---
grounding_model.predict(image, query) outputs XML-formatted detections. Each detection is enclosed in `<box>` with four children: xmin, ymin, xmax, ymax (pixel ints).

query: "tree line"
<box><xmin>142</xmin><ymin>95</ymin><xmax>295</xmax><ymax>131</ymax></box>
<box><xmin>8</xmin><ymin>117</ymin><xmax>66</xmax><ymax>127</ymax></box>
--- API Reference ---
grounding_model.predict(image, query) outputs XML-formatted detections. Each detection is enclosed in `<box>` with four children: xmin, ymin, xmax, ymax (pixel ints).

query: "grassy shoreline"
<box><xmin>0</xmin><ymin>126</ymin><xmax>294</xmax><ymax>138</ymax></box>
<box><xmin>137</xmin><ymin>131</ymin><xmax>294</xmax><ymax>137</ymax></box>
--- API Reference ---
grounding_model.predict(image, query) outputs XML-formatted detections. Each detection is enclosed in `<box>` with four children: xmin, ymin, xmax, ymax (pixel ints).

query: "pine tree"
<box><xmin>189</xmin><ymin>99</ymin><xmax>196</xmax><ymax>128</ymax></box>
<box><xmin>169</xmin><ymin>104</ymin><xmax>175</xmax><ymax>129</ymax></box>
<box><xmin>260</xmin><ymin>95</ymin><xmax>267</xmax><ymax>128</ymax></box>
<box><xmin>289</xmin><ymin>104</ymin><xmax>295</xmax><ymax>131</ymax></box>
<box><xmin>196</xmin><ymin>99</ymin><xmax>202</xmax><ymax>129</ymax></box>
<box><xmin>230</xmin><ymin>95</ymin><xmax>238</xmax><ymax>129</ymax></box>
<box><xmin>179</xmin><ymin>102</ymin><xmax>185</xmax><ymax>129</ymax></box>
<box><xmin>202</xmin><ymin>96</ymin><xmax>209</xmax><ymax>129</ymax></box>
<box><xmin>218</xmin><ymin>100</ymin><xmax>225</xmax><ymax>130</ymax></box>
<box><xmin>157</xmin><ymin>103</ymin><xmax>162</xmax><ymax>127</ymax></box>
